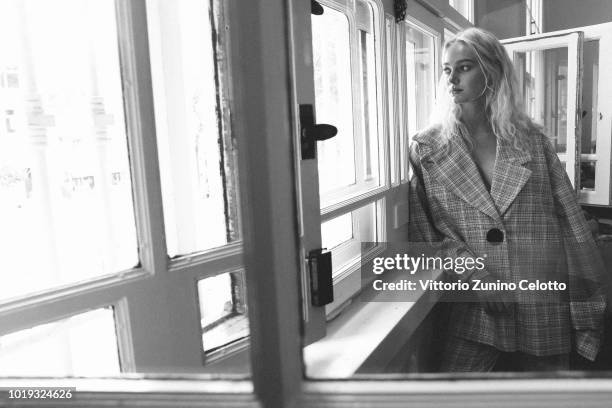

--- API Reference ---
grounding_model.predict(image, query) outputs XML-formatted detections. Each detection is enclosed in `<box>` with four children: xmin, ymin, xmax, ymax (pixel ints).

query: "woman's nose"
<box><xmin>448</xmin><ymin>72</ymin><xmax>459</xmax><ymax>85</ymax></box>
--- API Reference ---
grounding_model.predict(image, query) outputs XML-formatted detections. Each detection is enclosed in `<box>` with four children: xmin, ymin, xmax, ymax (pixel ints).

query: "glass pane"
<box><xmin>198</xmin><ymin>272</ymin><xmax>249</xmax><ymax>354</ymax></box>
<box><xmin>403</xmin><ymin>24</ymin><xmax>435</xmax><ymax>180</ymax></box>
<box><xmin>312</xmin><ymin>5</ymin><xmax>357</xmax><ymax>194</ymax></box>
<box><xmin>330</xmin><ymin>201</ymin><xmax>378</xmax><ymax>276</ymax></box>
<box><xmin>581</xmin><ymin>161</ymin><xmax>596</xmax><ymax>190</ymax></box>
<box><xmin>0</xmin><ymin>0</ymin><xmax>138</xmax><ymax>302</ymax></box>
<box><xmin>449</xmin><ymin>0</ymin><xmax>472</xmax><ymax>21</ymax></box>
<box><xmin>322</xmin><ymin>213</ymin><xmax>353</xmax><ymax>250</ymax></box>
<box><xmin>358</xmin><ymin>2</ymin><xmax>380</xmax><ymax>184</ymax></box>
<box><xmin>0</xmin><ymin>308</ymin><xmax>119</xmax><ymax>376</ymax></box>
<box><xmin>148</xmin><ymin>0</ymin><xmax>240</xmax><ymax>258</ymax></box>
<box><xmin>406</xmin><ymin>27</ymin><xmax>435</xmax><ymax>134</ymax></box>
<box><xmin>582</xmin><ymin>40</ymin><xmax>599</xmax><ymax>154</ymax></box>
<box><xmin>514</xmin><ymin>47</ymin><xmax>569</xmax><ymax>153</ymax></box>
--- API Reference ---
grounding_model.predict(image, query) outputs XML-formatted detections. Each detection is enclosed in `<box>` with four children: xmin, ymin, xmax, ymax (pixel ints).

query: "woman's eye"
<box><xmin>460</xmin><ymin>65</ymin><xmax>471</xmax><ymax>71</ymax></box>
<box><xmin>443</xmin><ymin>68</ymin><xmax>451</xmax><ymax>74</ymax></box>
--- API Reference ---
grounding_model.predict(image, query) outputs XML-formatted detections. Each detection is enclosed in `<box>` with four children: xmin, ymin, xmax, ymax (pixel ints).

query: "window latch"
<box><xmin>307</xmin><ymin>248</ymin><xmax>334</xmax><ymax>307</ymax></box>
<box><xmin>300</xmin><ymin>104</ymin><xmax>337</xmax><ymax>160</ymax></box>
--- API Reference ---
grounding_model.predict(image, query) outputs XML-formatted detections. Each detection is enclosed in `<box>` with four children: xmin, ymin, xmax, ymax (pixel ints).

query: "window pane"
<box><xmin>514</xmin><ymin>48</ymin><xmax>569</xmax><ymax>153</ymax></box>
<box><xmin>0</xmin><ymin>308</ymin><xmax>120</xmax><ymax>376</ymax></box>
<box><xmin>581</xmin><ymin>161</ymin><xmax>596</xmax><ymax>190</ymax></box>
<box><xmin>322</xmin><ymin>213</ymin><xmax>353</xmax><ymax>250</ymax></box>
<box><xmin>329</xmin><ymin>201</ymin><xmax>378</xmax><ymax>277</ymax></box>
<box><xmin>147</xmin><ymin>0</ymin><xmax>240</xmax><ymax>258</ymax></box>
<box><xmin>582</xmin><ymin>40</ymin><xmax>599</xmax><ymax>154</ymax></box>
<box><xmin>402</xmin><ymin>24</ymin><xmax>435</xmax><ymax>180</ymax></box>
<box><xmin>312</xmin><ymin>5</ymin><xmax>357</xmax><ymax>194</ymax></box>
<box><xmin>198</xmin><ymin>272</ymin><xmax>249</xmax><ymax>354</ymax></box>
<box><xmin>449</xmin><ymin>0</ymin><xmax>472</xmax><ymax>22</ymax></box>
<box><xmin>0</xmin><ymin>0</ymin><xmax>138</xmax><ymax>302</ymax></box>
<box><xmin>358</xmin><ymin>3</ymin><xmax>380</xmax><ymax>184</ymax></box>
<box><xmin>406</xmin><ymin>26</ymin><xmax>435</xmax><ymax>132</ymax></box>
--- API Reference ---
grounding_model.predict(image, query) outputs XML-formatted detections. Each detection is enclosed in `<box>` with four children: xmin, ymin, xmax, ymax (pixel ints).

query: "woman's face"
<box><xmin>442</xmin><ymin>42</ymin><xmax>487</xmax><ymax>105</ymax></box>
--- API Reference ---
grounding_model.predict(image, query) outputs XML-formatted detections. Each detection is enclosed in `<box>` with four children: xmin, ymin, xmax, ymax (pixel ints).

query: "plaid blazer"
<box><xmin>408</xmin><ymin>125</ymin><xmax>607</xmax><ymax>361</ymax></box>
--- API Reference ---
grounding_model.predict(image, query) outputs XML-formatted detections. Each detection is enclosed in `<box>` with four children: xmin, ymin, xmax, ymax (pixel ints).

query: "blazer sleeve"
<box><xmin>408</xmin><ymin>141</ymin><xmax>490</xmax><ymax>282</ymax></box>
<box><xmin>542</xmin><ymin>134</ymin><xmax>607</xmax><ymax>361</ymax></box>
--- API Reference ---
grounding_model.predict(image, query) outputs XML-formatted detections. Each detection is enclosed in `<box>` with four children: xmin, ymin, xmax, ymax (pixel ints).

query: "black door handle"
<box><xmin>300</xmin><ymin>104</ymin><xmax>338</xmax><ymax>160</ymax></box>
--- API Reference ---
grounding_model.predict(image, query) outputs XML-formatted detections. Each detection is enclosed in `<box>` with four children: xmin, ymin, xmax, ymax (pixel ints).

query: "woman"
<box><xmin>408</xmin><ymin>27</ymin><xmax>606</xmax><ymax>372</ymax></box>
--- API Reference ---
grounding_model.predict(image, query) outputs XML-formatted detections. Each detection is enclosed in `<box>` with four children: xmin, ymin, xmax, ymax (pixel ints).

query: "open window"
<box><xmin>503</xmin><ymin>23</ymin><xmax>612</xmax><ymax>205</ymax></box>
<box><xmin>0</xmin><ymin>0</ymin><xmax>249</xmax><ymax>377</ymax></box>
<box><xmin>503</xmin><ymin>31</ymin><xmax>583</xmax><ymax>189</ymax></box>
<box><xmin>299</xmin><ymin>0</ymin><xmax>389</xmax><ymax>343</ymax></box>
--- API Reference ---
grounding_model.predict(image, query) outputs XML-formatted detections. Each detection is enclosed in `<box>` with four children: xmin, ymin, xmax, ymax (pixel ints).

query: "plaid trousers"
<box><xmin>441</xmin><ymin>335</ymin><xmax>569</xmax><ymax>372</ymax></box>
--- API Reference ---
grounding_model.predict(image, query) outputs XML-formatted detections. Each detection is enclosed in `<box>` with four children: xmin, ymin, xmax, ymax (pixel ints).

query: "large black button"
<box><xmin>486</xmin><ymin>228</ymin><xmax>504</xmax><ymax>243</ymax></box>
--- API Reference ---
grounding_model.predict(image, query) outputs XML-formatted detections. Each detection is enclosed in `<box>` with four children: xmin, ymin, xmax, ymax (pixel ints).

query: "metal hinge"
<box><xmin>307</xmin><ymin>248</ymin><xmax>334</xmax><ymax>307</ymax></box>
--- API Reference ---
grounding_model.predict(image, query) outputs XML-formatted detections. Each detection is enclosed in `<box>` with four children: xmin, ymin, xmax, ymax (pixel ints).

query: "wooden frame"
<box><xmin>0</xmin><ymin>0</ymin><xmax>249</xmax><ymax>381</ymax></box>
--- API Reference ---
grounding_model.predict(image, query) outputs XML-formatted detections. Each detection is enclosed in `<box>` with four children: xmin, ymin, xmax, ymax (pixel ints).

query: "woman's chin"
<box><xmin>451</xmin><ymin>95</ymin><xmax>466</xmax><ymax>104</ymax></box>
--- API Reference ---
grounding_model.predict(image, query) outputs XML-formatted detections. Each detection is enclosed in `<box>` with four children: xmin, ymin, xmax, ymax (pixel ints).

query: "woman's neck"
<box><xmin>460</xmin><ymin>101</ymin><xmax>491</xmax><ymax>140</ymax></box>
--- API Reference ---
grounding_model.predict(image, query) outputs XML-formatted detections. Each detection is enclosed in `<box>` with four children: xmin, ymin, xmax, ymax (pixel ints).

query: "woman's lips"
<box><xmin>450</xmin><ymin>88</ymin><xmax>463</xmax><ymax>94</ymax></box>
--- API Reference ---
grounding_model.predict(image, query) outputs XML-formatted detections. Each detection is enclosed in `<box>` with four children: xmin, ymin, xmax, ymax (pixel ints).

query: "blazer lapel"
<box><xmin>418</xmin><ymin>132</ymin><xmax>501</xmax><ymax>222</ymax></box>
<box><xmin>490</xmin><ymin>135</ymin><xmax>532</xmax><ymax>216</ymax></box>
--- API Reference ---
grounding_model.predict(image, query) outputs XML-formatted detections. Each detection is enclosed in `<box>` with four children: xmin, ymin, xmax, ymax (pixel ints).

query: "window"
<box><xmin>147</xmin><ymin>0</ymin><xmax>241</xmax><ymax>257</ymax></box>
<box><xmin>0</xmin><ymin>0</ymin><xmax>138</xmax><ymax>303</ymax></box>
<box><xmin>504</xmin><ymin>24</ymin><xmax>612</xmax><ymax>205</ymax></box>
<box><xmin>198</xmin><ymin>271</ymin><xmax>249</xmax><ymax>357</ymax></box>
<box><xmin>2</xmin><ymin>1</ymin><xmax>611</xmax><ymax>407</ymax></box>
<box><xmin>0</xmin><ymin>308</ymin><xmax>119</xmax><ymax>376</ymax></box>
<box><xmin>312</xmin><ymin>0</ymin><xmax>384</xmax><ymax>206</ymax></box>
<box><xmin>449</xmin><ymin>0</ymin><xmax>474</xmax><ymax>23</ymax></box>
<box><xmin>398</xmin><ymin>20</ymin><xmax>438</xmax><ymax>182</ymax></box>
<box><xmin>311</xmin><ymin>0</ymin><xmax>387</xmax><ymax>315</ymax></box>
<box><xmin>0</xmin><ymin>0</ymin><xmax>248</xmax><ymax>377</ymax></box>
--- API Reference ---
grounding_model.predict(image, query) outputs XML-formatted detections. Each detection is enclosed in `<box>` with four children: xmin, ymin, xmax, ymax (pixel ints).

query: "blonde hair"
<box><xmin>432</xmin><ymin>28</ymin><xmax>537</xmax><ymax>149</ymax></box>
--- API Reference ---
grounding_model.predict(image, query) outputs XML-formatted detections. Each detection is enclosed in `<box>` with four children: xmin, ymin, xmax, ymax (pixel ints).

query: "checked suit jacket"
<box><xmin>408</xmin><ymin>124</ymin><xmax>607</xmax><ymax>361</ymax></box>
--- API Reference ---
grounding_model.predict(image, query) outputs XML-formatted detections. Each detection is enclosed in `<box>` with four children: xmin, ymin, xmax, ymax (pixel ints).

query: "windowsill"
<box><xmin>304</xmin><ymin>268</ymin><xmax>444</xmax><ymax>378</ymax></box>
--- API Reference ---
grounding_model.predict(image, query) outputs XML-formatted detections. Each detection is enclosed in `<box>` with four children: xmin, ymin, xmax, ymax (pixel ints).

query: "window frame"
<box><xmin>3</xmin><ymin>1</ymin><xmax>612</xmax><ymax>407</ymax></box>
<box><xmin>0</xmin><ymin>0</ymin><xmax>248</xmax><ymax>377</ymax></box>
<box><xmin>315</xmin><ymin>0</ymin><xmax>388</xmax><ymax>208</ymax></box>
<box><xmin>503</xmin><ymin>32</ymin><xmax>583</xmax><ymax>190</ymax></box>
<box><xmin>397</xmin><ymin>15</ymin><xmax>441</xmax><ymax>184</ymax></box>
<box><xmin>314</xmin><ymin>0</ymin><xmax>390</xmax><ymax>317</ymax></box>
<box><xmin>504</xmin><ymin>23</ymin><xmax>612</xmax><ymax>205</ymax></box>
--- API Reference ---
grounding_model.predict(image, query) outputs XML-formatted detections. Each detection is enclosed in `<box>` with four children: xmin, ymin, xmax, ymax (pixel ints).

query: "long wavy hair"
<box><xmin>432</xmin><ymin>28</ymin><xmax>538</xmax><ymax>149</ymax></box>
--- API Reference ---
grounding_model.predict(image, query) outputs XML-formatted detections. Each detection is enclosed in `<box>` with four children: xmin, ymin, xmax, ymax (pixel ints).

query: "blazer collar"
<box><xmin>490</xmin><ymin>133</ymin><xmax>532</xmax><ymax>216</ymax></box>
<box><xmin>414</xmin><ymin>126</ymin><xmax>532</xmax><ymax>220</ymax></box>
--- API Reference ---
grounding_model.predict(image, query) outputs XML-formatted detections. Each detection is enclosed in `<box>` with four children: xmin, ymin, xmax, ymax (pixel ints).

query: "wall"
<box><xmin>543</xmin><ymin>0</ymin><xmax>612</xmax><ymax>32</ymax></box>
<box><xmin>474</xmin><ymin>0</ymin><xmax>525</xmax><ymax>39</ymax></box>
